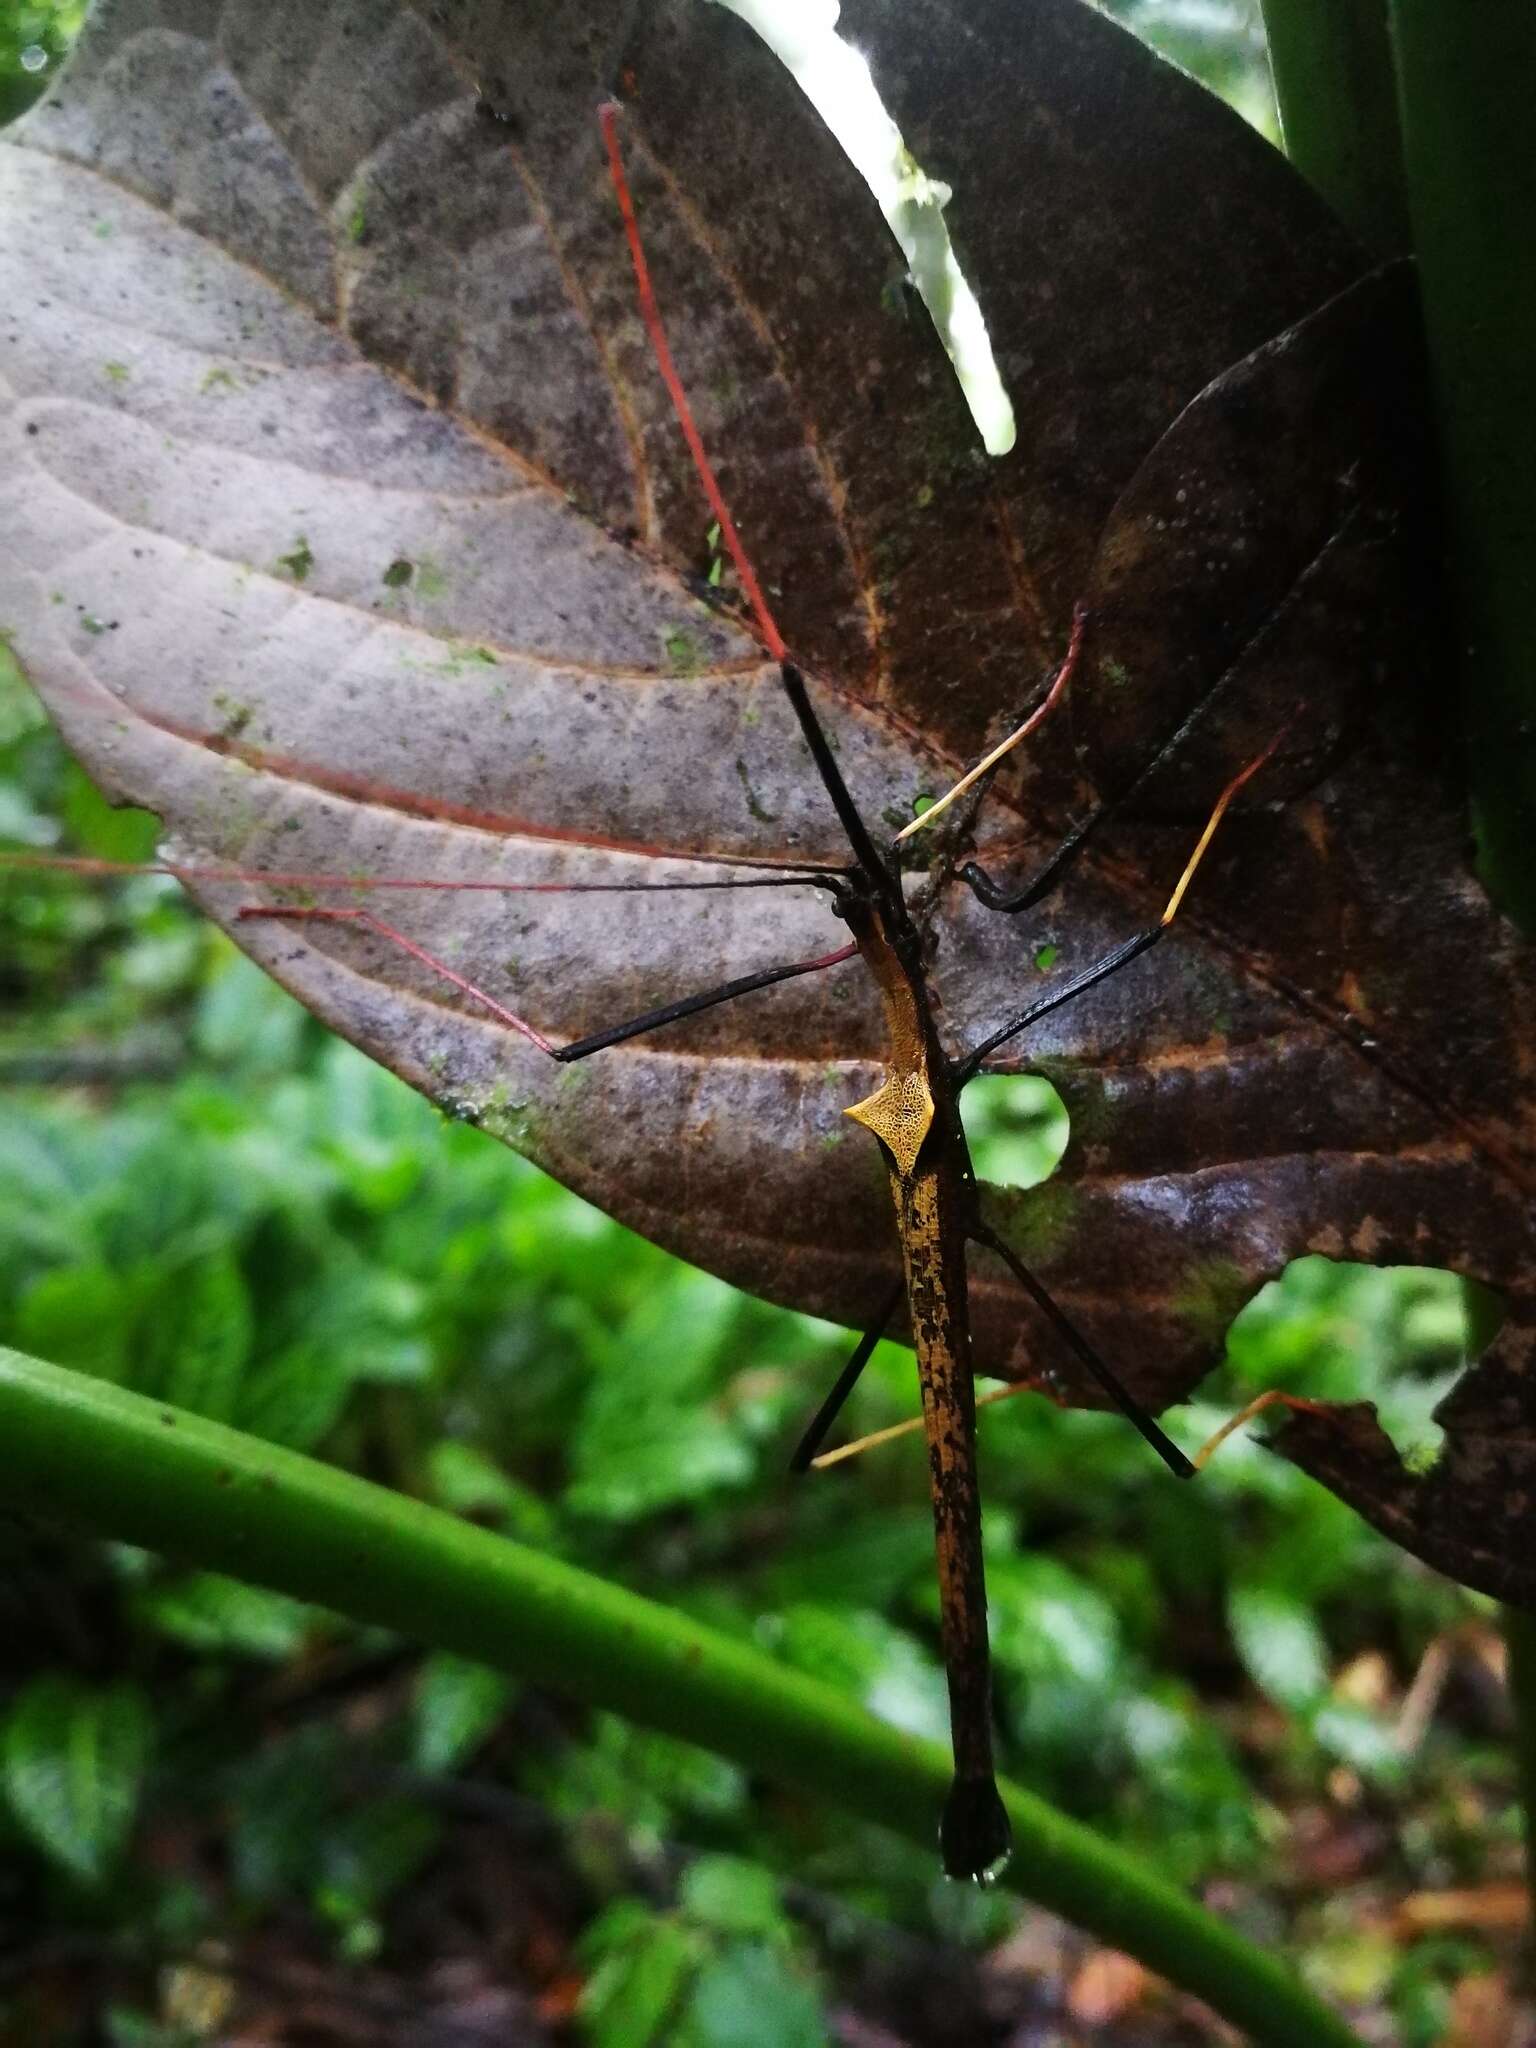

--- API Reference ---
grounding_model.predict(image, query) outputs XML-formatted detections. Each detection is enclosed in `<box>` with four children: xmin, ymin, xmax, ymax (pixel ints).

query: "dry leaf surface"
<box><xmin>2</xmin><ymin>0</ymin><xmax>1533</xmax><ymax>1599</ymax></box>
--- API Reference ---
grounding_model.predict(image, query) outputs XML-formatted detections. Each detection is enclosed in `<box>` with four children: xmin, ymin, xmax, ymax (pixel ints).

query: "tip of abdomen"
<box><xmin>941</xmin><ymin>1775</ymin><xmax>1013</xmax><ymax>1883</ymax></box>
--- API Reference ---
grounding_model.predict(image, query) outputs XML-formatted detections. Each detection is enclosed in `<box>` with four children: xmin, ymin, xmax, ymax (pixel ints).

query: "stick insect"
<box><xmin>2</xmin><ymin>99</ymin><xmax>1317</xmax><ymax>1882</ymax></box>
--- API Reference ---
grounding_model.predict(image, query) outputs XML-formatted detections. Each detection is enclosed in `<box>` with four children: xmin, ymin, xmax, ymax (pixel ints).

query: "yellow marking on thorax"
<box><xmin>843</xmin><ymin>914</ymin><xmax>935</xmax><ymax>1178</ymax></box>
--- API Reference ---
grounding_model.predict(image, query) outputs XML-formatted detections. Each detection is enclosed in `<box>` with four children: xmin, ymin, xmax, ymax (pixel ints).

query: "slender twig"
<box><xmin>0</xmin><ymin>1347</ymin><xmax>1365</xmax><ymax>2048</ymax></box>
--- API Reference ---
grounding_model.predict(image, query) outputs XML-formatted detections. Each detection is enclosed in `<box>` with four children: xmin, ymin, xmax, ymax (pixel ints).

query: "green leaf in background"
<box><xmin>676</xmin><ymin>1942</ymin><xmax>828</xmax><ymax>2048</ymax></box>
<box><xmin>411</xmin><ymin>1653</ymin><xmax>513</xmax><ymax>1775</ymax></box>
<box><xmin>1</xmin><ymin>1673</ymin><xmax>152</xmax><ymax>1883</ymax></box>
<box><xmin>15</xmin><ymin>1261</ymin><xmax>128</xmax><ymax>1382</ymax></box>
<box><xmin>564</xmin><ymin>1273</ymin><xmax>755</xmax><ymax>1520</ymax></box>
<box><xmin>231</xmin><ymin>1340</ymin><xmax>356</xmax><ymax>1452</ymax></box>
<box><xmin>774</xmin><ymin>1606</ymin><xmax>949</xmax><ymax>1745</ymax></box>
<box><xmin>536</xmin><ymin>1716</ymin><xmax>747</xmax><ymax>1844</ymax></box>
<box><xmin>1228</xmin><ymin>1583</ymin><xmax>1330</xmax><ymax>1712</ymax></box>
<box><xmin>230</xmin><ymin>1725</ymin><xmax>344</xmax><ymax>1905</ymax></box>
<box><xmin>579</xmin><ymin>1904</ymin><xmax>702</xmax><ymax>2048</ymax></box>
<box><xmin>315</xmin><ymin>1793</ymin><xmax>441</xmax><ymax>1951</ymax></box>
<box><xmin>134</xmin><ymin>1572</ymin><xmax>316</xmax><ymax>1660</ymax></box>
<box><xmin>135</xmin><ymin>1248</ymin><xmax>252</xmax><ymax>1421</ymax></box>
<box><xmin>679</xmin><ymin>1856</ymin><xmax>791</xmax><ymax>1940</ymax></box>
<box><xmin>986</xmin><ymin>1555</ymin><xmax>1123</xmax><ymax>1691</ymax></box>
<box><xmin>425</xmin><ymin>1439</ymin><xmax>558</xmax><ymax>1547</ymax></box>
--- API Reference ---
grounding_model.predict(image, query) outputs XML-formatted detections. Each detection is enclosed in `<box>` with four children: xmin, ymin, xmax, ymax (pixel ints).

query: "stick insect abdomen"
<box><xmin>841</xmin><ymin>893</ymin><xmax>1011</xmax><ymax>1882</ymax></box>
<box><xmin>890</xmin><ymin>1152</ymin><xmax>1011</xmax><ymax>1881</ymax></box>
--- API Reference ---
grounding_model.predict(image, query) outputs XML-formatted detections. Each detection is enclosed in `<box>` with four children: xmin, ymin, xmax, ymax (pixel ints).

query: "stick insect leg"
<box><xmin>788</xmin><ymin>1276</ymin><xmax>904</xmax><ymax>1473</ymax></box>
<box><xmin>1191</xmin><ymin>1388</ymin><xmax>1331</xmax><ymax>1472</ymax></box>
<box><xmin>972</xmin><ymin>1221</ymin><xmax>1193</xmax><ymax>1477</ymax></box>
<box><xmin>890</xmin><ymin>606</ymin><xmax>1087</xmax><ymax>851</ymax></box>
<box><xmin>950</xmin><ymin>513</ymin><xmax>1363</xmax><ymax>916</ymax></box>
<box><xmin>237</xmin><ymin>905</ymin><xmax>856</xmax><ymax>1062</ymax></box>
<box><xmin>953</xmin><ymin>725</ymin><xmax>1287</xmax><ymax>1084</ymax></box>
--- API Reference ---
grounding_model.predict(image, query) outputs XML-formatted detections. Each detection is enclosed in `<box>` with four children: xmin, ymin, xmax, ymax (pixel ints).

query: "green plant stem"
<box><xmin>1258</xmin><ymin>0</ymin><xmax>1409</xmax><ymax>256</ymax></box>
<box><xmin>1386</xmin><ymin>0</ymin><xmax>1536</xmax><ymax>935</ymax></box>
<box><xmin>0</xmin><ymin>1348</ymin><xmax>1362</xmax><ymax>2048</ymax></box>
<box><xmin>1504</xmin><ymin>1605</ymin><xmax>1536</xmax><ymax>1946</ymax></box>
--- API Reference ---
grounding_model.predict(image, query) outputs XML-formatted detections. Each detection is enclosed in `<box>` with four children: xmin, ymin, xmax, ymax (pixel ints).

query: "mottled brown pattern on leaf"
<box><xmin>2</xmin><ymin>0</ymin><xmax>1533</xmax><ymax>1600</ymax></box>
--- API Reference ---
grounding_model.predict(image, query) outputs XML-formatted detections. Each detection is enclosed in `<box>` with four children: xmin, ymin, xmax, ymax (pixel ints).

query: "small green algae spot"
<box><xmin>1171</xmin><ymin>1259</ymin><xmax>1253</xmax><ymax>1346</ymax></box>
<box><xmin>415</xmin><ymin>556</ymin><xmax>449</xmax><ymax>600</ymax></box>
<box><xmin>912</xmin><ymin>792</ymin><xmax>935</xmax><ymax>817</ymax></box>
<box><xmin>999</xmin><ymin>1181</ymin><xmax>1080</xmax><ymax>1264</ymax></box>
<box><xmin>200</xmin><ymin>366</ymin><xmax>239</xmax><ymax>396</ymax></box>
<box><xmin>734</xmin><ymin>757</ymin><xmax>778</xmax><ymax>825</ymax></box>
<box><xmin>382</xmin><ymin>558</ymin><xmax>414</xmax><ymax>589</ymax></box>
<box><xmin>80</xmin><ymin>613</ymin><xmax>109</xmax><ymax>636</ymax></box>
<box><xmin>277</xmin><ymin>535</ymin><xmax>314</xmax><ymax>583</ymax></box>
<box><xmin>102</xmin><ymin>360</ymin><xmax>130</xmax><ymax>384</ymax></box>
<box><xmin>93</xmin><ymin>219</ymin><xmax>113</xmax><ymax>240</ymax></box>
<box><xmin>819</xmin><ymin>1128</ymin><xmax>844</xmax><ymax>1150</ymax></box>
<box><xmin>347</xmin><ymin>197</ymin><xmax>367</xmax><ymax>243</ymax></box>
<box><xmin>664</xmin><ymin>627</ymin><xmax>703</xmax><ymax>676</ymax></box>
<box><xmin>211</xmin><ymin>692</ymin><xmax>253</xmax><ymax>741</ymax></box>
<box><xmin>432</xmin><ymin>644</ymin><xmax>499</xmax><ymax>675</ymax></box>
<box><xmin>1034</xmin><ymin>943</ymin><xmax>1060</xmax><ymax>973</ymax></box>
<box><xmin>823</xmin><ymin>1062</ymin><xmax>845</xmax><ymax>1089</ymax></box>
<box><xmin>1102</xmin><ymin>656</ymin><xmax>1132</xmax><ymax>691</ymax></box>
<box><xmin>914</xmin><ymin>482</ymin><xmax>934</xmax><ymax>509</ymax></box>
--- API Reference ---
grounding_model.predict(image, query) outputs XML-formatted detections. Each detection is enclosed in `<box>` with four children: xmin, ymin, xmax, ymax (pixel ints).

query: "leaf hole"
<box><xmin>1221</xmin><ymin>1257</ymin><xmax>1505</xmax><ymax>1471</ymax></box>
<box><xmin>961</xmin><ymin>1073</ymin><xmax>1069</xmax><ymax>1191</ymax></box>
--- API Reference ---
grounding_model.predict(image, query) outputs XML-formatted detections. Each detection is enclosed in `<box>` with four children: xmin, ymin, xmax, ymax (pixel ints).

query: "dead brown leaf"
<box><xmin>2</xmin><ymin>1</ymin><xmax>1532</xmax><ymax>1600</ymax></box>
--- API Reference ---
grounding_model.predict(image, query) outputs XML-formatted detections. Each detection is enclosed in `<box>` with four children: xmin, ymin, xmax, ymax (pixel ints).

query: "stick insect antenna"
<box><xmin>599</xmin><ymin>103</ymin><xmax>892</xmax><ymax>893</ymax></box>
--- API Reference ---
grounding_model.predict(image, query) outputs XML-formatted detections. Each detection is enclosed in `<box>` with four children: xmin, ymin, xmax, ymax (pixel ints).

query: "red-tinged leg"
<box><xmin>237</xmin><ymin>903</ymin><xmax>857</xmax><ymax>1064</ymax></box>
<box><xmin>1191</xmin><ymin>1388</ymin><xmax>1333</xmax><ymax>1473</ymax></box>
<box><xmin>238</xmin><ymin>903</ymin><xmax>561</xmax><ymax>1054</ymax></box>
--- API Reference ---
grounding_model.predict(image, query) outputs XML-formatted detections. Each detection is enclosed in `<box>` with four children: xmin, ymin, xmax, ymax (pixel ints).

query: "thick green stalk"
<box><xmin>0</xmin><ymin>1347</ymin><xmax>1362</xmax><ymax>2048</ymax></box>
<box><xmin>1504</xmin><ymin>1605</ymin><xmax>1536</xmax><ymax>1938</ymax></box>
<box><xmin>1387</xmin><ymin>0</ymin><xmax>1536</xmax><ymax>934</ymax></box>
<box><xmin>1388</xmin><ymin>7</ymin><xmax>1536</xmax><ymax>1880</ymax></box>
<box><xmin>1258</xmin><ymin>0</ymin><xmax>1409</xmax><ymax>256</ymax></box>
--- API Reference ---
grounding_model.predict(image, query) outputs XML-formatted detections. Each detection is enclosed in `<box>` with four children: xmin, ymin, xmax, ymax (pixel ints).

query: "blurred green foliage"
<box><xmin>1104</xmin><ymin>0</ymin><xmax>1279</xmax><ymax>140</ymax></box>
<box><xmin>0</xmin><ymin>589</ymin><xmax>1504</xmax><ymax>2040</ymax></box>
<box><xmin>0</xmin><ymin>0</ymin><xmax>81</xmax><ymax>125</ymax></box>
<box><xmin>0</xmin><ymin>2</ymin><xmax>1517</xmax><ymax>2041</ymax></box>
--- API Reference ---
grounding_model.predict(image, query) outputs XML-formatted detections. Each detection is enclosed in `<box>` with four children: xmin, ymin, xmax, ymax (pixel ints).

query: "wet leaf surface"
<box><xmin>2</xmin><ymin>0</ymin><xmax>1532</xmax><ymax>1599</ymax></box>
